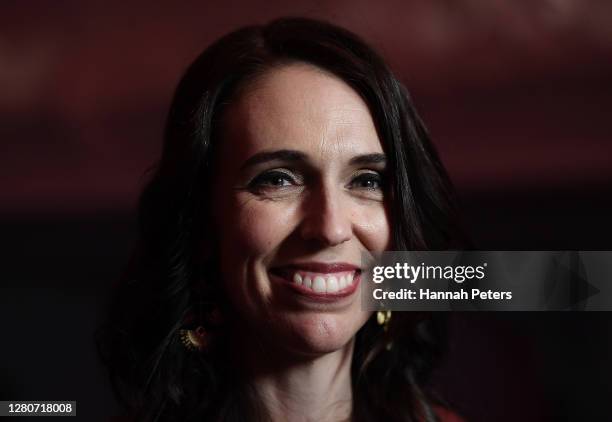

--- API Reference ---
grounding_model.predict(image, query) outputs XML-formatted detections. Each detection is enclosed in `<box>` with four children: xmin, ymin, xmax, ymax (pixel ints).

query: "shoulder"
<box><xmin>433</xmin><ymin>405</ymin><xmax>466</xmax><ymax>422</ymax></box>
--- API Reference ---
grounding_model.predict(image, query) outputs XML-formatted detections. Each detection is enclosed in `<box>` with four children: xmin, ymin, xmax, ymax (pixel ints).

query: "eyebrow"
<box><xmin>348</xmin><ymin>153</ymin><xmax>387</xmax><ymax>166</ymax></box>
<box><xmin>240</xmin><ymin>149</ymin><xmax>308</xmax><ymax>170</ymax></box>
<box><xmin>240</xmin><ymin>149</ymin><xmax>387</xmax><ymax>170</ymax></box>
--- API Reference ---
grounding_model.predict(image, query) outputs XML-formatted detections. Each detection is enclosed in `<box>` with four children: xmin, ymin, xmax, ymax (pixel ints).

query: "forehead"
<box><xmin>220</xmin><ymin>63</ymin><xmax>383</xmax><ymax>160</ymax></box>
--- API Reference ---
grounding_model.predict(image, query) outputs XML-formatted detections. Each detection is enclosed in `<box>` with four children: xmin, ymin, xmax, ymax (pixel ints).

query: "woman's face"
<box><xmin>211</xmin><ymin>63</ymin><xmax>391</xmax><ymax>356</ymax></box>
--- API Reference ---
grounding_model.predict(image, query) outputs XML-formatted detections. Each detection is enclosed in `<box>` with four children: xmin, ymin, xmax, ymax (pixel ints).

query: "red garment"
<box><xmin>435</xmin><ymin>406</ymin><xmax>466</xmax><ymax>422</ymax></box>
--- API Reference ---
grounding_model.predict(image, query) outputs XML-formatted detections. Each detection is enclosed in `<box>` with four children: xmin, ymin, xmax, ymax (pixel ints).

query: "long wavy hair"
<box><xmin>97</xmin><ymin>17</ymin><xmax>465</xmax><ymax>422</ymax></box>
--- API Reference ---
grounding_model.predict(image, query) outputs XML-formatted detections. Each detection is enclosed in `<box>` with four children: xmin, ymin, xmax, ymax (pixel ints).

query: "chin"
<box><xmin>278</xmin><ymin>313</ymin><xmax>363</xmax><ymax>356</ymax></box>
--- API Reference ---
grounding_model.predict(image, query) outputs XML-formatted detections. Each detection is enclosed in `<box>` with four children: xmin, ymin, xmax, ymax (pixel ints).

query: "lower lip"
<box><xmin>270</xmin><ymin>272</ymin><xmax>361</xmax><ymax>302</ymax></box>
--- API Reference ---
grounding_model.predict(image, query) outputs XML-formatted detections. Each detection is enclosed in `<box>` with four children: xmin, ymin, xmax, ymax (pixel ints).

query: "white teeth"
<box><xmin>326</xmin><ymin>276</ymin><xmax>339</xmax><ymax>293</ymax></box>
<box><xmin>313</xmin><ymin>276</ymin><xmax>326</xmax><ymax>293</ymax></box>
<box><xmin>287</xmin><ymin>271</ymin><xmax>357</xmax><ymax>293</ymax></box>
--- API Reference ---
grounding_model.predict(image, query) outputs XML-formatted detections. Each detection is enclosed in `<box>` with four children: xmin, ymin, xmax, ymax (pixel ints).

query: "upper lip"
<box><xmin>271</xmin><ymin>262</ymin><xmax>361</xmax><ymax>273</ymax></box>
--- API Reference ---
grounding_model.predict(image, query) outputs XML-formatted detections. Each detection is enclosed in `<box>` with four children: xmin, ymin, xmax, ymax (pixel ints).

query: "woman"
<box><xmin>99</xmin><ymin>17</ymin><xmax>465</xmax><ymax>422</ymax></box>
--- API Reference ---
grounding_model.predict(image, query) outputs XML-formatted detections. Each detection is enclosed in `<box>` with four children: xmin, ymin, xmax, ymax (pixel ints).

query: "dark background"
<box><xmin>1</xmin><ymin>1</ymin><xmax>611</xmax><ymax>421</ymax></box>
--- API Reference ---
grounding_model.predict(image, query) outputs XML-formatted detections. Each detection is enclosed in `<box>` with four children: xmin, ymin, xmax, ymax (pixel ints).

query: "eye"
<box><xmin>349</xmin><ymin>171</ymin><xmax>384</xmax><ymax>191</ymax></box>
<box><xmin>248</xmin><ymin>170</ymin><xmax>297</xmax><ymax>189</ymax></box>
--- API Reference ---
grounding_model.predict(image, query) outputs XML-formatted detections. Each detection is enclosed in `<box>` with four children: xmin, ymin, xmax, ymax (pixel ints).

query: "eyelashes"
<box><xmin>347</xmin><ymin>172</ymin><xmax>384</xmax><ymax>191</ymax></box>
<box><xmin>246</xmin><ymin>169</ymin><xmax>385</xmax><ymax>195</ymax></box>
<box><xmin>248</xmin><ymin>169</ymin><xmax>300</xmax><ymax>191</ymax></box>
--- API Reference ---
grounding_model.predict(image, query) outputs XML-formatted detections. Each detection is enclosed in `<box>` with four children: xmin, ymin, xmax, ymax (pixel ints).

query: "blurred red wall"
<box><xmin>1</xmin><ymin>0</ymin><xmax>611</xmax><ymax>214</ymax></box>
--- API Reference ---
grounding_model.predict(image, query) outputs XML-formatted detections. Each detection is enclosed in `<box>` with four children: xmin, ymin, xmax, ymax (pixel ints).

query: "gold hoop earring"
<box><xmin>179</xmin><ymin>326</ymin><xmax>208</xmax><ymax>352</ymax></box>
<box><xmin>376</xmin><ymin>310</ymin><xmax>393</xmax><ymax>351</ymax></box>
<box><xmin>377</xmin><ymin>310</ymin><xmax>392</xmax><ymax>331</ymax></box>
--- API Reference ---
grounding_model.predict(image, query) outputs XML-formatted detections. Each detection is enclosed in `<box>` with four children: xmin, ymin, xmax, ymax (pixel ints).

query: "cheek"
<box><xmin>222</xmin><ymin>196</ymin><xmax>299</xmax><ymax>257</ymax></box>
<box><xmin>216</xmin><ymin>198</ymin><xmax>298</xmax><ymax>314</ymax></box>
<box><xmin>353</xmin><ymin>203</ymin><xmax>391</xmax><ymax>252</ymax></box>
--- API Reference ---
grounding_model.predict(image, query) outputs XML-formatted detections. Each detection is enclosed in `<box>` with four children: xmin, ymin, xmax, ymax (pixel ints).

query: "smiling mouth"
<box><xmin>269</xmin><ymin>263</ymin><xmax>361</xmax><ymax>297</ymax></box>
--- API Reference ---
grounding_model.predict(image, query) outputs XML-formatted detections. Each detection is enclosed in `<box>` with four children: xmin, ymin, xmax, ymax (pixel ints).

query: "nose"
<box><xmin>299</xmin><ymin>184</ymin><xmax>352</xmax><ymax>247</ymax></box>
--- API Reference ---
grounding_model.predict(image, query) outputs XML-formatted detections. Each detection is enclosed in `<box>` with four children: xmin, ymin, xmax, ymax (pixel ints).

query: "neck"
<box><xmin>228</xmin><ymin>327</ymin><xmax>355</xmax><ymax>422</ymax></box>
